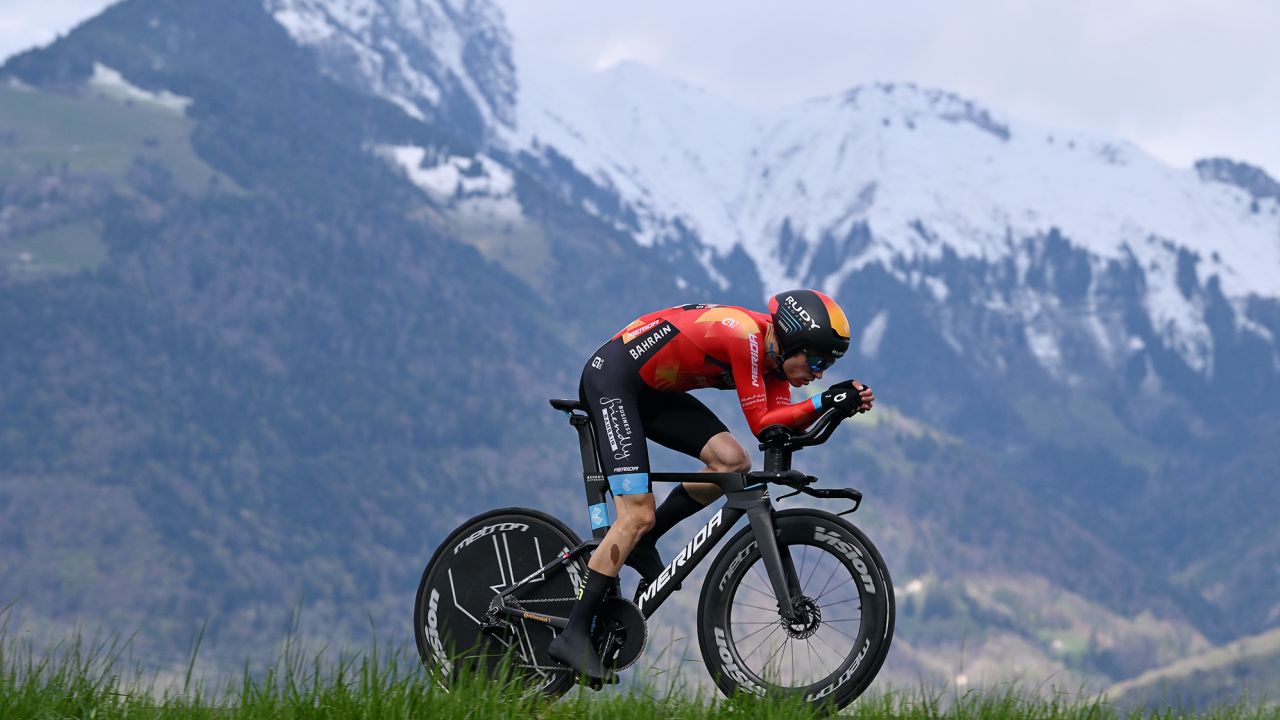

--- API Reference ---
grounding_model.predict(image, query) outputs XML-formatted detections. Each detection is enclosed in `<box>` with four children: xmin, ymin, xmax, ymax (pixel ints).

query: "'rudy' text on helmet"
<box><xmin>768</xmin><ymin>289</ymin><xmax>852</xmax><ymax>362</ymax></box>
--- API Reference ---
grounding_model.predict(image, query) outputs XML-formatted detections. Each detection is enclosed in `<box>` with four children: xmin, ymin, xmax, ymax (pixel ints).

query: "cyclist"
<box><xmin>547</xmin><ymin>289</ymin><xmax>875</xmax><ymax>678</ymax></box>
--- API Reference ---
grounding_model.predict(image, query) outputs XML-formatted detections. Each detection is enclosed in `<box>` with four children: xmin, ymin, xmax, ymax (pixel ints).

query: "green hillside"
<box><xmin>0</xmin><ymin>82</ymin><xmax>224</xmax><ymax>189</ymax></box>
<box><xmin>0</xmin><ymin>82</ymin><xmax>233</xmax><ymax>278</ymax></box>
<box><xmin>1107</xmin><ymin>627</ymin><xmax>1280</xmax><ymax>711</ymax></box>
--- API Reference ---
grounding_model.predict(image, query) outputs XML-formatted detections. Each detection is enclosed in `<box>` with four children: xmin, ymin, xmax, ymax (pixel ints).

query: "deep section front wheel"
<box><xmin>697</xmin><ymin>509</ymin><xmax>894</xmax><ymax>710</ymax></box>
<box><xmin>414</xmin><ymin>507</ymin><xmax>586</xmax><ymax>696</ymax></box>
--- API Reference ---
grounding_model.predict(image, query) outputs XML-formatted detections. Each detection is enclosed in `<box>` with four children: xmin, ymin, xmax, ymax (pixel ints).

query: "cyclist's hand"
<box><xmin>826</xmin><ymin>380</ymin><xmax>874</xmax><ymax>413</ymax></box>
<box><xmin>821</xmin><ymin>385</ymin><xmax>860</xmax><ymax>415</ymax></box>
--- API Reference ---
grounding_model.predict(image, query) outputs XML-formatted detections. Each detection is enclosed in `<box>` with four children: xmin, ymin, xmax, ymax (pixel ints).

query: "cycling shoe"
<box><xmin>548</xmin><ymin>628</ymin><xmax>606</xmax><ymax>680</ymax></box>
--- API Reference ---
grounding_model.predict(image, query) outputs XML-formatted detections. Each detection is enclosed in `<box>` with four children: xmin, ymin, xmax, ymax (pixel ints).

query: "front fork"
<box><xmin>746</xmin><ymin>502</ymin><xmax>804</xmax><ymax>621</ymax></box>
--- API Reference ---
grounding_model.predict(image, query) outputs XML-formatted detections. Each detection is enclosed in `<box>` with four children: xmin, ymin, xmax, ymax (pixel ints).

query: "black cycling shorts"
<box><xmin>579</xmin><ymin>335</ymin><xmax>728</xmax><ymax>496</ymax></box>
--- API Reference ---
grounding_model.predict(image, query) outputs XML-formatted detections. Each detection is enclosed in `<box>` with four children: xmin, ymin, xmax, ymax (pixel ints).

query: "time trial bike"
<box><xmin>413</xmin><ymin>397</ymin><xmax>894</xmax><ymax>711</ymax></box>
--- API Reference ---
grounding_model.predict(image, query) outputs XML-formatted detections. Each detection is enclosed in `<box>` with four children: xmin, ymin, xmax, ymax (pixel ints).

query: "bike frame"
<box><xmin>487</xmin><ymin>400</ymin><xmax>853</xmax><ymax>628</ymax></box>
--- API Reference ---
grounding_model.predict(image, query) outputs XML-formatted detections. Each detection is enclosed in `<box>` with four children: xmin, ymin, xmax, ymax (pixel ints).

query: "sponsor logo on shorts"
<box><xmin>599</xmin><ymin>397</ymin><xmax>634</xmax><ymax>460</ymax></box>
<box><xmin>615</xmin><ymin>475</ymin><xmax>647</xmax><ymax>493</ymax></box>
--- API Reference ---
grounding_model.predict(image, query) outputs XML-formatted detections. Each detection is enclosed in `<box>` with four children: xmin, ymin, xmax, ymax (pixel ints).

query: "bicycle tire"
<box><xmin>414</xmin><ymin>507</ymin><xmax>586</xmax><ymax>697</ymax></box>
<box><xmin>696</xmin><ymin>509</ymin><xmax>894</xmax><ymax>710</ymax></box>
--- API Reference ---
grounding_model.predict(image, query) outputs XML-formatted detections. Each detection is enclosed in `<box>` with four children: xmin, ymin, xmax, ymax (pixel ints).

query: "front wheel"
<box><xmin>697</xmin><ymin>509</ymin><xmax>894</xmax><ymax>710</ymax></box>
<box><xmin>413</xmin><ymin>507</ymin><xmax>586</xmax><ymax>697</ymax></box>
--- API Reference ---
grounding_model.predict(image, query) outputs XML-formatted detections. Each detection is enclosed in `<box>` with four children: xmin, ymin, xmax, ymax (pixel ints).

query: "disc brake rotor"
<box><xmin>783</xmin><ymin>595</ymin><xmax>822</xmax><ymax>640</ymax></box>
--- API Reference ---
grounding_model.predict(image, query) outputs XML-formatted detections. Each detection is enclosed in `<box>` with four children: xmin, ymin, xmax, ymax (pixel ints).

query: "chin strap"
<box><xmin>766</xmin><ymin>351</ymin><xmax>788</xmax><ymax>380</ymax></box>
<box><xmin>764</xmin><ymin>324</ymin><xmax>789</xmax><ymax>380</ymax></box>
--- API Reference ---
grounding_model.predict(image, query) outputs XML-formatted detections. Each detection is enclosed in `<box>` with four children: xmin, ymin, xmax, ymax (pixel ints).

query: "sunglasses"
<box><xmin>804</xmin><ymin>353</ymin><xmax>836</xmax><ymax>373</ymax></box>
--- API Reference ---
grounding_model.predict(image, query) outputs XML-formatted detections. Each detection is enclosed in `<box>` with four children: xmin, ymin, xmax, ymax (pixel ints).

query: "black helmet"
<box><xmin>768</xmin><ymin>289</ymin><xmax>851</xmax><ymax>366</ymax></box>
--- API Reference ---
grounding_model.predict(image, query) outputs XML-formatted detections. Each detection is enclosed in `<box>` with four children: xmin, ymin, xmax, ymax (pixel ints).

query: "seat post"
<box><xmin>569</xmin><ymin>413</ymin><xmax>612</xmax><ymax>540</ymax></box>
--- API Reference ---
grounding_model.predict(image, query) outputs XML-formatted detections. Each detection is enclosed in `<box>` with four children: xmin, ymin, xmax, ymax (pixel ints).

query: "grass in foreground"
<box><xmin>0</xmin><ymin>625</ymin><xmax>1277</xmax><ymax>719</ymax></box>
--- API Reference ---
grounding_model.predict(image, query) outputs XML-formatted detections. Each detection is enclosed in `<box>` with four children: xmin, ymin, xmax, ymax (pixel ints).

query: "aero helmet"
<box><xmin>768</xmin><ymin>289</ymin><xmax>851</xmax><ymax>366</ymax></box>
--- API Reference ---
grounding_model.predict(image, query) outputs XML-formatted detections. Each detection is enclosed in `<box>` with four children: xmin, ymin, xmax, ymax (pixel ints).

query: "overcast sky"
<box><xmin>4</xmin><ymin>0</ymin><xmax>1278</xmax><ymax>178</ymax></box>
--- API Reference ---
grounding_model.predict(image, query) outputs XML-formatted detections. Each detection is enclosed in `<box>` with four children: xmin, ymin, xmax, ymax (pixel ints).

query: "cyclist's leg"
<box><xmin>640</xmin><ymin>390</ymin><xmax>742</xmax><ymax>542</ymax></box>
<box><xmin>550</xmin><ymin>347</ymin><xmax>655</xmax><ymax>678</ymax></box>
<box><xmin>690</xmin><ymin>431</ymin><xmax>751</xmax><ymax>500</ymax></box>
<box><xmin>577</xmin><ymin>347</ymin><xmax>658</xmax><ymax>570</ymax></box>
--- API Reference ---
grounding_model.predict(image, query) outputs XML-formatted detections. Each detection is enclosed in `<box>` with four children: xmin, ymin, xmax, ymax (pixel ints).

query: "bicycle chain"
<box><xmin>491</xmin><ymin>596</ymin><xmax>591</xmax><ymax>673</ymax></box>
<box><xmin>504</xmin><ymin>595</ymin><xmax>579</xmax><ymax>606</ymax></box>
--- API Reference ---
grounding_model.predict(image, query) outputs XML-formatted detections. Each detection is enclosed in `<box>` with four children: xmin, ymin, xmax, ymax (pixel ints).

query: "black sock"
<box><xmin>640</xmin><ymin>484</ymin><xmax>706</xmax><ymax>546</ymax></box>
<box><xmin>564</xmin><ymin>569</ymin><xmax>612</xmax><ymax>636</ymax></box>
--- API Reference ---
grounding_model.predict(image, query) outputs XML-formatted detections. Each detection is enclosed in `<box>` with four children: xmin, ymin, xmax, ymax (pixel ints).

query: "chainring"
<box><xmin>591</xmin><ymin>597</ymin><xmax>648</xmax><ymax>671</ymax></box>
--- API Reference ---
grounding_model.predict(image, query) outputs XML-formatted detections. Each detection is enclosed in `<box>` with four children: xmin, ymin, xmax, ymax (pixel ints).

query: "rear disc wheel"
<box><xmin>413</xmin><ymin>507</ymin><xmax>586</xmax><ymax>697</ymax></box>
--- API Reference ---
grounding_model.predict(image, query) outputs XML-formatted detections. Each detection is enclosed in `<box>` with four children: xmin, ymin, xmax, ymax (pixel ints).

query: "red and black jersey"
<box><xmin>609</xmin><ymin>304</ymin><xmax>819</xmax><ymax>437</ymax></box>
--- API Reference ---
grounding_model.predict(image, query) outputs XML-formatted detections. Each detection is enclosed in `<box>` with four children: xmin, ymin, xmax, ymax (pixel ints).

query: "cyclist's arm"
<box><xmin>731</xmin><ymin>335</ymin><xmax>821</xmax><ymax>436</ymax></box>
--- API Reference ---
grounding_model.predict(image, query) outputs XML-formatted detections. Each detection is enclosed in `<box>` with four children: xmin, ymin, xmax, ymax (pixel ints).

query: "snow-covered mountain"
<box><xmin>262</xmin><ymin>0</ymin><xmax>1280</xmax><ymax>389</ymax></box>
<box><xmin>511</xmin><ymin>63</ymin><xmax>1280</xmax><ymax>383</ymax></box>
<box><xmin>265</xmin><ymin>0</ymin><xmax>515</xmax><ymax>137</ymax></box>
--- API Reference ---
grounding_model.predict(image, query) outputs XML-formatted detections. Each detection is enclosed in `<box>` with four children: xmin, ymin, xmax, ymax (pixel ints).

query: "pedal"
<box><xmin>585</xmin><ymin>672</ymin><xmax>620</xmax><ymax>691</ymax></box>
<box><xmin>632</xmin><ymin>579</ymin><xmax>649</xmax><ymax>605</ymax></box>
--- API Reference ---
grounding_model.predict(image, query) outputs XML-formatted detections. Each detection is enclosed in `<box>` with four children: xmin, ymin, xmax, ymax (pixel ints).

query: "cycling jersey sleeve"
<box><xmin>731</xmin><ymin>332</ymin><xmax>821</xmax><ymax>436</ymax></box>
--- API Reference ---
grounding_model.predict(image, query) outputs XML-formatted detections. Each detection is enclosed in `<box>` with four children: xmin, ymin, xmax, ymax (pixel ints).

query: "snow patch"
<box><xmin>386</xmin><ymin>94</ymin><xmax>427</xmax><ymax>121</ymax></box>
<box><xmin>379</xmin><ymin>145</ymin><xmax>521</xmax><ymax>220</ymax></box>
<box><xmin>860</xmin><ymin>310</ymin><xmax>889</xmax><ymax>360</ymax></box>
<box><xmin>380</xmin><ymin>145</ymin><xmax>515</xmax><ymax>197</ymax></box>
<box><xmin>1138</xmin><ymin>239</ymin><xmax>1214</xmax><ymax>375</ymax></box>
<box><xmin>89</xmin><ymin>63</ymin><xmax>191</xmax><ymax>114</ymax></box>
<box><xmin>1025</xmin><ymin>324</ymin><xmax>1063</xmax><ymax>376</ymax></box>
<box><xmin>922</xmin><ymin>276</ymin><xmax>949</xmax><ymax>302</ymax></box>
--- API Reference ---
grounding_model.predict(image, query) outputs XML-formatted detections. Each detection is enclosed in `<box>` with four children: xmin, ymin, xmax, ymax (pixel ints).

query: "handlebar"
<box><xmin>756</xmin><ymin>407</ymin><xmax>852</xmax><ymax>451</ymax></box>
<box><xmin>748</xmin><ymin>408</ymin><xmax>864</xmax><ymax>515</ymax></box>
<box><xmin>743</xmin><ymin>465</ymin><xmax>864</xmax><ymax>516</ymax></box>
